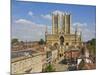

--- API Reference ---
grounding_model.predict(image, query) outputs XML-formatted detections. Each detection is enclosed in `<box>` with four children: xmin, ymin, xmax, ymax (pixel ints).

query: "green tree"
<box><xmin>87</xmin><ymin>38</ymin><xmax>96</xmax><ymax>56</ymax></box>
<box><xmin>39</xmin><ymin>38</ymin><xmax>45</xmax><ymax>45</ymax></box>
<box><xmin>11</xmin><ymin>38</ymin><xmax>19</xmax><ymax>44</ymax></box>
<box><xmin>44</xmin><ymin>64</ymin><xmax>55</xmax><ymax>72</ymax></box>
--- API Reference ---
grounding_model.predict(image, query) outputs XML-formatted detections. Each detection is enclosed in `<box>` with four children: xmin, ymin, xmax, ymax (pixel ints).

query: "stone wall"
<box><xmin>11</xmin><ymin>53</ymin><xmax>45</xmax><ymax>74</ymax></box>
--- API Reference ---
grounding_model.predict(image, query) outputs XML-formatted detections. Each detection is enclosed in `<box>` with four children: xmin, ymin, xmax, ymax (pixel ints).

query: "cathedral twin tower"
<box><xmin>52</xmin><ymin>13</ymin><xmax>70</xmax><ymax>34</ymax></box>
<box><xmin>46</xmin><ymin>12</ymin><xmax>81</xmax><ymax>47</ymax></box>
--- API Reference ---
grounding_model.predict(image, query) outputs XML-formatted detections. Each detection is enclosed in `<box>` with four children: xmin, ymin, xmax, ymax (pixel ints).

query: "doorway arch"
<box><xmin>60</xmin><ymin>36</ymin><xmax>64</xmax><ymax>45</ymax></box>
<box><xmin>54</xmin><ymin>43</ymin><xmax>59</xmax><ymax>48</ymax></box>
<box><xmin>66</xmin><ymin>42</ymin><xmax>69</xmax><ymax>45</ymax></box>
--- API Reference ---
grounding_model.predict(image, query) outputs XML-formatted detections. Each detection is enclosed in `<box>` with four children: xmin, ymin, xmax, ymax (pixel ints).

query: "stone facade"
<box><xmin>46</xmin><ymin>34</ymin><xmax>81</xmax><ymax>46</ymax></box>
<box><xmin>51</xmin><ymin>49</ymin><xmax>58</xmax><ymax>63</ymax></box>
<box><xmin>46</xmin><ymin>13</ymin><xmax>81</xmax><ymax>47</ymax></box>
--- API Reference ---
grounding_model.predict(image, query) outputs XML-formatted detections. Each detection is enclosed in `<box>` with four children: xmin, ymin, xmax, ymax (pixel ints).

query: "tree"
<box><xmin>39</xmin><ymin>38</ymin><xmax>45</xmax><ymax>45</ymax></box>
<box><xmin>20</xmin><ymin>41</ymin><xmax>24</xmax><ymax>44</ymax></box>
<box><xmin>44</xmin><ymin>64</ymin><xmax>55</xmax><ymax>72</ymax></box>
<box><xmin>86</xmin><ymin>38</ymin><xmax>96</xmax><ymax>56</ymax></box>
<box><xmin>11</xmin><ymin>38</ymin><xmax>19</xmax><ymax>44</ymax></box>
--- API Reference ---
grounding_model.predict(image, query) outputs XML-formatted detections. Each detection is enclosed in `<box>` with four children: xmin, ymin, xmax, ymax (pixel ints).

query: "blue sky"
<box><xmin>11</xmin><ymin>0</ymin><xmax>96</xmax><ymax>42</ymax></box>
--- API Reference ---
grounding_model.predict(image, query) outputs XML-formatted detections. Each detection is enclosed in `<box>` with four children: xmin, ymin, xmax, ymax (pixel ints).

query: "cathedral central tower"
<box><xmin>52</xmin><ymin>13</ymin><xmax>70</xmax><ymax>34</ymax></box>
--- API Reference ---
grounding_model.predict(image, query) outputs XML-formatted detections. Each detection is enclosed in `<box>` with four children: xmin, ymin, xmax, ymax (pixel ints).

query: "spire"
<box><xmin>75</xmin><ymin>25</ymin><xmax>78</xmax><ymax>44</ymax></box>
<box><xmin>45</xmin><ymin>25</ymin><xmax>48</xmax><ymax>43</ymax></box>
<box><xmin>80</xmin><ymin>31</ymin><xmax>82</xmax><ymax>41</ymax></box>
<box><xmin>45</xmin><ymin>25</ymin><xmax>48</xmax><ymax>35</ymax></box>
<box><xmin>75</xmin><ymin>24</ymin><xmax>78</xmax><ymax>34</ymax></box>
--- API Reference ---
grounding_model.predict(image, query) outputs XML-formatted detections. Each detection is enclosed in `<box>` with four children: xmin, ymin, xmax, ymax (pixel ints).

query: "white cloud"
<box><xmin>53</xmin><ymin>10</ymin><xmax>64</xmax><ymax>15</ymax></box>
<box><xmin>15</xmin><ymin>19</ymin><xmax>34</xmax><ymax>25</ymax></box>
<box><xmin>41</xmin><ymin>14</ymin><xmax>51</xmax><ymax>20</ymax></box>
<box><xmin>73</xmin><ymin>22</ymin><xmax>87</xmax><ymax>27</ymax></box>
<box><xmin>15</xmin><ymin>19</ymin><xmax>46</xmax><ymax>28</ymax></box>
<box><xmin>72</xmin><ymin>22</ymin><xmax>95</xmax><ymax>41</ymax></box>
<box><xmin>28</xmin><ymin>11</ymin><xmax>34</xmax><ymax>17</ymax></box>
<box><xmin>82</xmin><ymin>28</ymin><xmax>95</xmax><ymax>42</ymax></box>
<box><xmin>12</xmin><ymin>19</ymin><xmax>48</xmax><ymax>41</ymax></box>
<box><xmin>41</xmin><ymin>10</ymin><xmax>69</xmax><ymax>20</ymax></box>
<box><xmin>53</xmin><ymin>10</ymin><xmax>69</xmax><ymax>15</ymax></box>
<box><xmin>72</xmin><ymin>22</ymin><xmax>87</xmax><ymax>32</ymax></box>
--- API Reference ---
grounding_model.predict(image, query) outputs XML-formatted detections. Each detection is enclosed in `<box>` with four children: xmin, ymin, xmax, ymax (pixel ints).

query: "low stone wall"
<box><xmin>11</xmin><ymin>53</ymin><xmax>45</xmax><ymax>74</ymax></box>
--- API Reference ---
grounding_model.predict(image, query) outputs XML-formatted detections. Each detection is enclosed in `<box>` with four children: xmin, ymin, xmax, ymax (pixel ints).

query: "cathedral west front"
<box><xmin>45</xmin><ymin>12</ymin><xmax>82</xmax><ymax>47</ymax></box>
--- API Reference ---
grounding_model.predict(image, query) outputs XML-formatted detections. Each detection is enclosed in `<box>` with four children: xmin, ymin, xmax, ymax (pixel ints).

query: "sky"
<box><xmin>11</xmin><ymin>0</ymin><xmax>96</xmax><ymax>42</ymax></box>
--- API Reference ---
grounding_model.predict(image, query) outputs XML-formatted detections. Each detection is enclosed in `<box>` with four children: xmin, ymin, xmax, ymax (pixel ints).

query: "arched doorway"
<box><xmin>66</xmin><ymin>42</ymin><xmax>69</xmax><ymax>45</ymax></box>
<box><xmin>60</xmin><ymin>36</ymin><xmax>64</xmax><ymax>45</ymax></box>
<box><xmin>54</xmin><ymin>43</ymin><xmax>58</xmax><ymax>48</ymax></box>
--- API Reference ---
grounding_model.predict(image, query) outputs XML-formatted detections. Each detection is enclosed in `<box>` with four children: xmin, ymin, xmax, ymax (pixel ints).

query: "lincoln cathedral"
<box><xmin>45</xmin><ymin>12</ymin><xmax>82</xmax><ymax>47</ymax></box>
